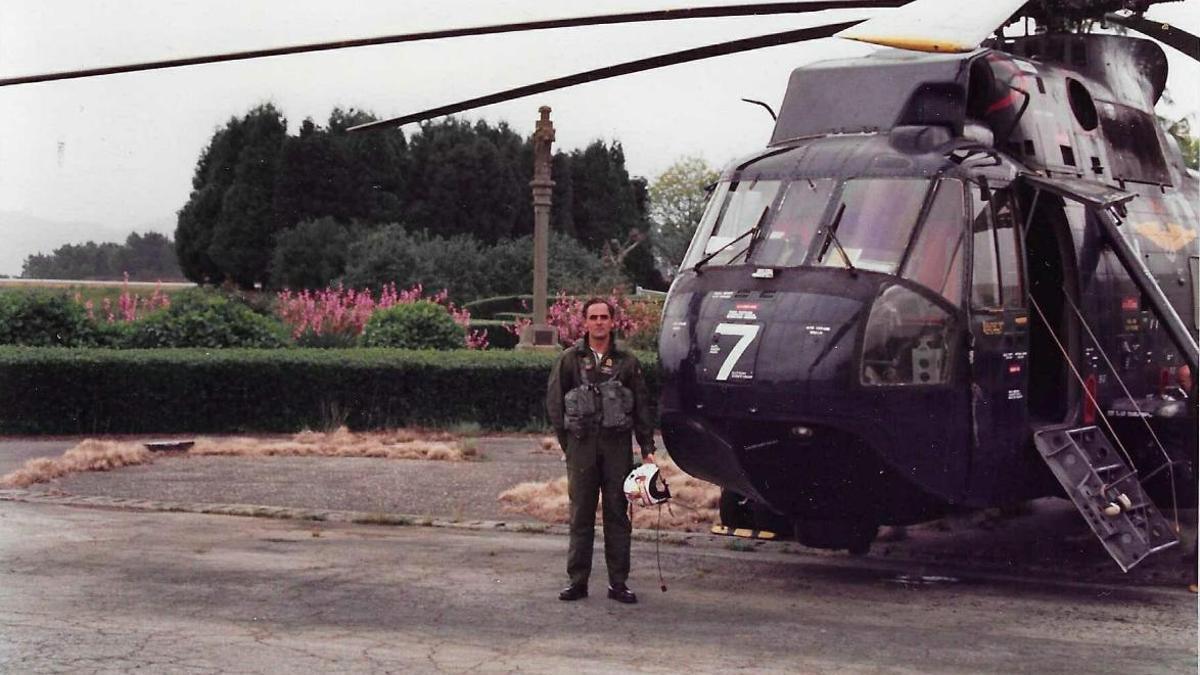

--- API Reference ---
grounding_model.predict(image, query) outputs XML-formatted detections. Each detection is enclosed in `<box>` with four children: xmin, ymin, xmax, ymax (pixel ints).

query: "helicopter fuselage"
<box><xmin>658</xmin><ymin>33</ymin><xmax>1198</xmax><ymax>546</ymax></box>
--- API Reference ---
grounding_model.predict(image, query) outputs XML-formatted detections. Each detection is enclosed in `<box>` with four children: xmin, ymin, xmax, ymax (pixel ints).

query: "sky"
<box><xmin>0</xmin><ymin>0</ymin><xmax>1196</xmax><ymax>275</ymax></box>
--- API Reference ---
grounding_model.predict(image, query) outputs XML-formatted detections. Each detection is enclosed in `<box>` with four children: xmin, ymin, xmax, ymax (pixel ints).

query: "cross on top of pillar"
<box><xmin>532</xmin><ymin>106</ymin><xmax>555</xmax><ymax>183</ymax></box>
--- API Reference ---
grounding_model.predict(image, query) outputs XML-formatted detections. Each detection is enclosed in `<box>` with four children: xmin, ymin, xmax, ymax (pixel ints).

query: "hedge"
<box><xmin>463</xmin><ymin>294</ymin><xmax>532</xmax><ymax>319</ymax></box>
<box><xmin>0</xmin><ymin>347</ymin><xmax>659</xmax><ymax>435</ymax></box>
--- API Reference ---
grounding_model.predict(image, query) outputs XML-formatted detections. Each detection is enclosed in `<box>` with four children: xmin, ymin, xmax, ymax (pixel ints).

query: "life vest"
<box><xmin>563</xmin><ymin>352</ymin><xmax>633</xmax><ymax>434</ymax></box>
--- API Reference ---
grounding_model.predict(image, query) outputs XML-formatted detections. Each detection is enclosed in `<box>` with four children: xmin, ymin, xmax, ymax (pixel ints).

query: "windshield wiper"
<box><xmin>817</xmin><ymin>203</ymin><xmax>857</xmax><ymax>276</ymax></box>
<box><xmin>692</xmin><ymin>206</ymin><xmax>770</xmax><ymax>273</ymax></box>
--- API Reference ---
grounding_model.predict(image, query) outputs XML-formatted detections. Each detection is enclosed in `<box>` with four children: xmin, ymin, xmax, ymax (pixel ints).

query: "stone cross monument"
<box><xmin>519</xmin><ymin>106</ymin><xmax>559</xmax><ymax>349</ymax></box>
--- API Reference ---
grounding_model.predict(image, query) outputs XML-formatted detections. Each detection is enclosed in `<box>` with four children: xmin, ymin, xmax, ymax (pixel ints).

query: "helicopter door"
<box><xmin>966</xmin><ymin>184</ymin><xmax>1031</xmax><ymax>501</ymax></box>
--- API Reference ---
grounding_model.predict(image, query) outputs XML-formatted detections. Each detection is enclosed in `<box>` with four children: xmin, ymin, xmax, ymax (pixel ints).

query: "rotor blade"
<box><xmin>349</xmin><ymin>21</ymin><xmax>859</xmax><ymax>132</ymax></box>
<box><xmin>836</xmin><ymin>0</ymin><xmax>1026</xmax><ymax>52</ymax></box>
<box><xmin>0</xmin><ymin>2</ymin><xmax>907</xmax><ymax>88</ymax></box>
<box><xmin>1105</xmin><ymin>13</ymin><xmax>1200</xmax><ymax>62</ymax></box>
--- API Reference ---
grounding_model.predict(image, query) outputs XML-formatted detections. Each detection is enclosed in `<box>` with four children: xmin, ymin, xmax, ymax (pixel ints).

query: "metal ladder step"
<box><xmin>1033</xmin><ymin>424</ymin><xmax>1178</xmax><ymax>572</ymax></box>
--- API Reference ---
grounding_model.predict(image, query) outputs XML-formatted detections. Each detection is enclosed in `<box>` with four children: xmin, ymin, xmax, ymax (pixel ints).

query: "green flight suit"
<box><xmin>546</xmin><ymin>339</ymin><xmax>656</xmax><ymax>587</ymax></box>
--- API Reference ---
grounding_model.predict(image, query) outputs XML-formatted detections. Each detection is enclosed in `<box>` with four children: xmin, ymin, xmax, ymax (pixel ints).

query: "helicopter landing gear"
<box><xmin>793</xmin><ymin>519</ymin><xmax>879</xmax><ymax>556</ymax></box>
<box><xmin>718</xmin><ymin>490</ymin><xmax>792</xmax><ymax>536</ymax></box>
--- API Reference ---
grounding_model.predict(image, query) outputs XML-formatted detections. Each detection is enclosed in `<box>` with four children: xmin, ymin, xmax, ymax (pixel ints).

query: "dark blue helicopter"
<box><xmin>655</xmin><ymin>0</ymin><xmax>1199</xmax><ymax>567</ymax></box>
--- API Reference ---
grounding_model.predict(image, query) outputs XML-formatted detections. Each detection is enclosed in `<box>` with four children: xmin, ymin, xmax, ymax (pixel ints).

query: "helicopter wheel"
<box><xmin>794</xmin><ymin>520</ymin><xmax>879</xmax><ymax>556</ymax></box>
<box><xmin>718</xmin><ymin>489</ymin><xmax>754</xmax><ymax>531</ymax></box>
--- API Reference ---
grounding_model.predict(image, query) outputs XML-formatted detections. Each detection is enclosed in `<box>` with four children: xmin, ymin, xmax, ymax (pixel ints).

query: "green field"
<box><xmin>0</xmin><ymin>279</ymin><xmax>195</xmax><ymax>304</ymax></box>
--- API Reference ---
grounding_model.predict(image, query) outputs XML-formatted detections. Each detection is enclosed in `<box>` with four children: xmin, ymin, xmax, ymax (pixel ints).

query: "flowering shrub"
<box><xmin>506</xmin><ymin>290</ymin><xmax>660</xmax><ymax>349</ymax></box>
<box><xmin>74</xmin><ymin>274</ymin><xmax>171</xmax><ymax>324</ymax></box>
<box><xmin>0</xmin><ymin>291</ymin><xmax>100</xmax><ymax>347</ymax></box>
<box><xmin>276</xmin><ymin>283</ymin><xmax>487</xmax><ymax>350</ymax></box>
<box><xmin>123</xmin><ymin>291</ymin><xmax>289</xmax><ymax>348</ymax></box>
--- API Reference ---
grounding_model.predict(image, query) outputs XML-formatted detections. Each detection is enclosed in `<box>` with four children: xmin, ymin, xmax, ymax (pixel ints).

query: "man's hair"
<box><xmin>581</xmin><ymin>297</ymin><xmax>616</xmax><ymax>319</ymax></box>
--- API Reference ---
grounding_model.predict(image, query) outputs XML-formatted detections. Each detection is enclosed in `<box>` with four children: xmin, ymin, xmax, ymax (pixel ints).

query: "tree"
<box><xmin>648</xmin><ymin>156</ymin><xmax>719</xmax><ymax>275</ymax></box>
<box><xmin>22</xmin><ymin>241</ymin><xmax>119</xmax><ymax>279</ymax></box>
<box><xmin>271</xmin><ymin>109</ymin><xmax>409</xmax><ymax>233</ymax></box>
<box><xmin>1165</xmin><ymin>116</ymin><xmax>1199</xmax><ymax>170</ymax></box>
<box><xmin>551</xmin><ymin>140</ymin><xmax>662</xmax><ymax>289</ymax></box>
<box><xmin>404</xmin><ymin>118</ymin><xmax>526</xmax><ymax>243</ymax></box>
<box><xmin>176</xmin><ymin>112</ymin><xmax>248</xmax><ymax>283</ymax></box>
<box><xmin>21</xmin><ymin>232</ymin><xmax>181</xmax><ymax>280</ymax></box>
<box><xmin>329</xmin><ymin>108</ymin><xmax>408</xmax><ymax>224</ymax></box>
<box><xmin>206</xmin><ymin>104</ymin><xmax>288</xmax><ymax>288</ymax></box>
<box><xmin>342</xmin><ymin>224</ymin><xmax>494</xmax><ymax>300</ymax></box>
<box><xmin>113</xmin><ymin>232</ymin><xmax>183</xmax><ymax>280</ymax></box>
<box><xmin>269</xmin><ymin>217</ymin><xmax>357</xmax><ymax>289</ymax></box>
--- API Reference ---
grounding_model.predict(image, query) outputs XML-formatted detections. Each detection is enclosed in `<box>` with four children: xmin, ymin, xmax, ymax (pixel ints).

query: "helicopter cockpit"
<box><xmin>680</xmin><ymin>172</ymin><xmax>967</xmax><ymax>388</ymax></box>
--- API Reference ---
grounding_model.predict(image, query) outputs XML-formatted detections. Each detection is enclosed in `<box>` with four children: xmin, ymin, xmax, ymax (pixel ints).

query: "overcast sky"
<box><xmin>0</xmin><ymin>0</ymin><xmax>1196</xmax><ymax>275</ymax></box>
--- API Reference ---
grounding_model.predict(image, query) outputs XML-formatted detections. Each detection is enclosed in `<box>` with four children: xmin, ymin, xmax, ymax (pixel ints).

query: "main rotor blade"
<box><xmin>836</xmin><ymin>0</ymin><xmax>1027</xmax><ymax>52</ymax></box>
<box><xmin>349</xmin><ymin>21</ymin><xmax>859</xmax><ymax>132</ymax></box>
<box><xmin>1105</xmin><ymin>12</ymin><xmax>1200</xmax><ymax>61</ymax></box>
<box><xmin>0</xmin><ymin>2</ymin><xmax>906</xmax><ymax>88</ymax></box>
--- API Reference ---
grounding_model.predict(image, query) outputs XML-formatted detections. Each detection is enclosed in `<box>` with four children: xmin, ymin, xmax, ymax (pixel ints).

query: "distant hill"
<box><xmin>0</xmin><ymin>211</ymin><xmax>173</xmax><ymax>277</ymax></box>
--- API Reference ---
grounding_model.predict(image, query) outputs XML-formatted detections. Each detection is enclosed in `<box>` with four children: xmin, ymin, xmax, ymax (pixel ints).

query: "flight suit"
<box><xmin>546</xmin><ymin>339</ymin><xmax>656</xmax><ymax>588</ymax></box>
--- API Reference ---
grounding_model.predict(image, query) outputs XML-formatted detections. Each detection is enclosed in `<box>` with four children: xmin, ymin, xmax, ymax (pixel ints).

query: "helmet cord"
<box><xmin>656</xmin><ymin>503</ymin><xmax>667</xmax><ymax>592</ymax></box>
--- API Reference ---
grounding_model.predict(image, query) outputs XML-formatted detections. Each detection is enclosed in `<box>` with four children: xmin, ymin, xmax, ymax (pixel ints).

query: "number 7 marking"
<box><xmin>714</xmin><ymin>323</ymin><xmax>760</xmax><ymax>381</ymax></box>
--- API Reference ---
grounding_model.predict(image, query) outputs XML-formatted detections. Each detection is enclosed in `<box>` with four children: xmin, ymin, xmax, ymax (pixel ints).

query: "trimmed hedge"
<box><xmin>463</xmin><ymin>294</ymin><xmax>532</xmax><ymax>319</ymax></box>
<box><xmin>0</xmin><ymin>347</ymin><xmax>659</xmax><ymax>435</ymax></box>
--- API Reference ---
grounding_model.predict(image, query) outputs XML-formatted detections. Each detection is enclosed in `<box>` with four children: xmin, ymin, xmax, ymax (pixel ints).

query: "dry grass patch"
<box><xmin>0</xmin><ymin>440</ymin><xmax>153</xmax><ymax>488</ymax></box>
<box><xmin>1</xmin><ymin>427</ymin><xmax>470</xmax><ymax>488</ymax></box>
<box><xmin>498</xmin><ymin>455</ymin><xmax>720</xmax><ymax>532</ymax></box>
<box><xmin>190</xmin><ymin>427</ymin><xmax>469</xmax><ymax>461</ymax></box>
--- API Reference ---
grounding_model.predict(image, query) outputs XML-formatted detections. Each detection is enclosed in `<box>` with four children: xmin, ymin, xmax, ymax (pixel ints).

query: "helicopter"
<box><xmin>5</xmin><ymin>0</ymin><xmax>1197</xmax><ymax>570</ymax></box>
<box><xmin>650</xmin><ymin>0</ymin><xmax>1200</xmax><ymax>568</ymax></box>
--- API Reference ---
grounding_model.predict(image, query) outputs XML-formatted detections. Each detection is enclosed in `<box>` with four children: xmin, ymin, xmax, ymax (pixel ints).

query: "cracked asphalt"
<box><xmin>0</xmin><ymin>435</ymin><xmax>1196</xmax><ymax>672</ymax></box>
<box><xmin>1</xmin><ymin>500</ymin><xmax>1195</xmax><ymax>674</ymax></box>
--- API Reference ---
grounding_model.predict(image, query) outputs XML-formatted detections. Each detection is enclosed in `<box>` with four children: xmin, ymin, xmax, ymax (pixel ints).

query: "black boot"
<box><xmin>558</xmin><ymin>584</ymin><xmax>588</xmax><ymax>601</ymax></box>
<box><xmin>607</xmin><ymin>583</ymin><xmax>637</xmax><ymax>604</ymax></box>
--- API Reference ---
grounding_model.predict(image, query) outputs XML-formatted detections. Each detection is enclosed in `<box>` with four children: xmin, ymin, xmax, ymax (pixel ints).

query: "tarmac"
<box><xmin>0</xmin><ymin>434</ymin><xmax>1195</xmax><ymax>589</ymax></box>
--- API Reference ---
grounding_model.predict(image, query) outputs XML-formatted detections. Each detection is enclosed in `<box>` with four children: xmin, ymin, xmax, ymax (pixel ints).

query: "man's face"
<box><xmin>584</xmin><ymin>302</ymin><xmax>614</xmax><ymax>344</ymax></box>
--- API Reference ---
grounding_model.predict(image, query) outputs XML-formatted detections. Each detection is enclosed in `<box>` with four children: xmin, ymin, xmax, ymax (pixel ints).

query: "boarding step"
<box><xmin>1033</xmin><ymin>425</ymin><xmax>1178</xmax><ymax>572</ymax></box>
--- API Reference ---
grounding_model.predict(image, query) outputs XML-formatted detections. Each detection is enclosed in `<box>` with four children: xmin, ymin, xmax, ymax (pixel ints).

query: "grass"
<box><xmin>497</xmin><ymin>453</ymin><xmax>721</xmax><ymax>532</ymax></box>
<box><xmin>0</xmin><ymin>279</ymin><xmax>194</xmax><ymax>305</ymax></box>
<box><xmin>0</xmin><ymin>427</ymin><xmax>474</xmax><ymax>488</ymax></box>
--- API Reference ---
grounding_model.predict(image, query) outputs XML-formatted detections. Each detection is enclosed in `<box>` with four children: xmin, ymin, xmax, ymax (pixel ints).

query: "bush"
<box><xmin>360</xmin><ymin>301</ymin><xmax>464</xmax><ymax>350</ymax></box>
<box><xmin>343</xmin><ymin>226</ymin><xmax>615</xmax><ymax>303</ymax></box>
<box><xmin>94</xmin><ymin>320</ymin><xmax>136</xmax><ymax>348</ymax></box>
<box><xmin>0</xmin><ymin>347</ymin><xmax>660</xmax><ymax>434</ymax></box>
<box><xmin>343</xmin><ymin>225</ymin><xmax>494</xmax><ymax>301</ymax></box>
<box><xmin>124</xmin><ymin>291</ymin><xmax>289</xmax><ymax>348</ymax></box>
<box><xmin>269</xmin><ymin>217</ymin><xmax>357</xmax><ymax>290</ymax></box>
<box><xmin>0</xmin><ymin>292</ymin><xmax>100</xmax><ymax>347</ymax></box>
<box><xmin>487</xmin><ymin>232</ymin><xmax>613</xmax><ymax>296</ymax></box>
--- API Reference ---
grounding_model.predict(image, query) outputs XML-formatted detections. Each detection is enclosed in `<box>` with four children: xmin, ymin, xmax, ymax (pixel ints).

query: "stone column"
<box><xmin>519</xmin><ymin>106</ymin><xmax>559</xmax><ymax>350</ymax></box>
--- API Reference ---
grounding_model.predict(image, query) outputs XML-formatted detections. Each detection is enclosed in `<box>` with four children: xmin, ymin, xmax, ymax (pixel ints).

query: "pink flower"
<box><xmin>275</xmin><ymin>283</ymin><xmax>485</xmax><ymax>348</ymax></box>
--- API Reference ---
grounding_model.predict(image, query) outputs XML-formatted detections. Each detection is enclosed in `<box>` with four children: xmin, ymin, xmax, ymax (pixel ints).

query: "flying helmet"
<box><xmin>624</xmin><ymin>463</ymin><xmax>671</xmax><ymax>507</ymax></box>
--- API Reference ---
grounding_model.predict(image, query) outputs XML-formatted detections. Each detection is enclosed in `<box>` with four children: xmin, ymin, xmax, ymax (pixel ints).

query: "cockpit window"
<box><xmin>815</xmin><ymin>178</ymin><xmax>929</xmax><ymax>274</ymax></box>
<box><xmin>681</xmin><ymin>179</ymin><xmax>781</xmax><ymax>268</ymax></box>
<box><xmin>679</xmin><ymin>181</ymin><xmax>729</xmax><ymax>270</ymax></box>
<box><xmin>748</xmin><ymin>178</ymin><xmax>836</xmax><ymax>267</ymax></box>
<box><xmin>901</xmin><ymin>179</ymin><xmax>966</xmax><ymax>306</ymax></box>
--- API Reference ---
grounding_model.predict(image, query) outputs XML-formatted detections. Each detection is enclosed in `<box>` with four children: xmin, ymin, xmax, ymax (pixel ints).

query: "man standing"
<box><xmin>546</xmin><ymin>298</ymin><xmax>656</xmax><ymax>604</ymax></box>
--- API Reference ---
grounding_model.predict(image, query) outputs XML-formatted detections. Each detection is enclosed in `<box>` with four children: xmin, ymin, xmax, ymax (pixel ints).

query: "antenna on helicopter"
<box><xmin>740</xmin><ymin>98</ymin><xmax>778</xmax><ymax>121</ymax></box>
